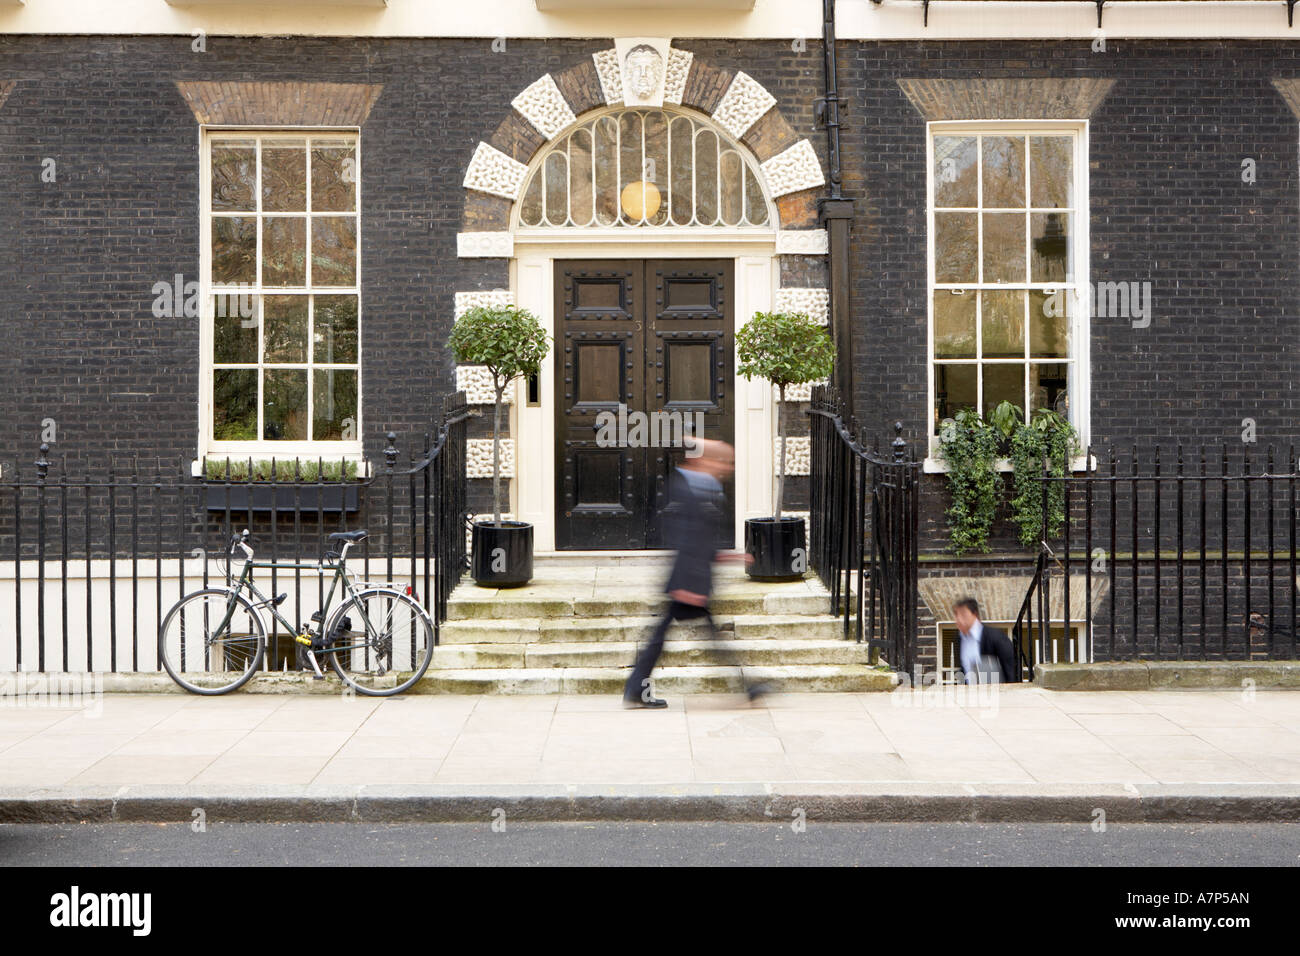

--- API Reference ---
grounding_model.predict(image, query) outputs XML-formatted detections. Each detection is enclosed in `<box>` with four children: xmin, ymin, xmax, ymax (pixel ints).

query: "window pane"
<box><xmin>982</xmin><ymin>212</ymin><xmax>1026</xmax><ymax>284</ymax></box>
<box><xmin>311</xmin><ymin>216</ymin><xmax>357</xmax><ymax>287</ymax></box>
<box><xmin>981</xmin><ymin>136</ymin><xmax>1026</xmax><ymax>208</ymax></box>
<box><xmin>982</xmin><ymin>363</ymin><xmax>1025</xmax><ymax>421</ymax></box>
<box><xmin>933</xmin><ymin>291</ymin><xmax>975</xmax><ymax>359</ymax></box>
<box><xmin>212</xmin><ymin>295</ymin><xmax>258</xmax><ymax>364</ymax></box>
<box><xmin>720</xmin><ymin>150</ymin><xmax>744</xmax><ymax>226</ymax></box>
<box><xmin>593</xmin><ymin>115</ymin><xmax>619</xmax><ymax>226</ymax></box>
<box><xmin>1030</xmin><ymin>136</ymin><xmax>1073</xmax><ymax>208</ymax></box>
<box><xmin>934</xmin><ymin>212</ymin><xmax>977</xmax><ymax>283</ymax></box>
<box><xmin>313</xmin><ymin>369</ymin><xmax>358</xmax><ymax>441</ymax></box>
<box><xmin>618</xmin><ymin>111</ymin><xmax>643</xmax><ymax>201</ymax></box>
<box><xmin>644</xmin><ymin>111</ymin><xmax>669</xmax><ymax>226</ymax></box>
<box><xmin>262</xmin><ymin>295</ymin><xmax>308</xmax><ymax>364</ymax></box>
<box><xmin>213</xmin><ymin>369</ymin><xmax>258</xmax><ymax>441</ymax></box>
<box><xmin>1029</xmin><ymin>290</ymin><xmax>1071</xmax><ymax>358</ymax></box>
<box><xmin>311</xmin><ymin>143</ymin><xmax>357</xmax><ymax>213</ymax></box>
<box><xmin>262</xmin><ymin>140</ymin><xmax>307</xmax><ymax>212</ymax></box>
<box><xmin>981</xmin><ymin>290</ymin><xmax>1025</xmax><ymax>359</ymax></box>
<box><xmin>263</xmin><ymin>369</ymin><xmax>308</xmax><ymax>441</ymax></box>
<box><xmin>262</xmin><ymin>217</ymin><xmax>307</xmax><ymax>287</ymax></box>
<box><xmin>544</xmin><ymin>151</ymin><xmax>567</xmax><ymax>226</ymax></box>
<box><xmin>669</xmin><ymin>116</ymin><xmax>694</xmax><ymax>225</ymax></box>
<box><xmin>519</xmin><ymin>174</ymin><xmax>543</xmax><ymax>227</ymax></box>
<box><xmin>211</xmin><ymin>216</ymin><xmax>256</xmax><ymax>285</ymax></box>
<box><xmin>934</xmin><ymin>136</ymin><xmax>977</xmax><ymax>207</ymax></box>
<box><xmin>568</xmin><ymin>128</ymin><xmax>595</xmax><ymax>226</ymax></box>
<box><xmin>314</xmin><ymin>295</ymin><xmax>359</xmax><ymax>364</ymax></box>
<box><xmin>211</xmin><ymin>142</ymin><xmax>256</xmax><ymax>212</ymax></box>
<box><xmin>744</xmin><ymin>165</ymin><xmax>768</xmax><ymax>225</ymax></box>
<box><xmin>935</xmin><ymin>363</ymin><xmax>977</xmax><ymax>428</ymax></box>
<box><xmin>1031</xmin><ymin>211</ymin><xmax>1072</xmax><ymax>282</ymax></box>
<box><xmin>694</xmin><ymin>127</ymin><xmax>719</xmax><ymax>224</ymax></box>
<box><xmin>1031</xmin><ymin>363</ymin><xmax>1070</xmax><ymax>416</ymax></box>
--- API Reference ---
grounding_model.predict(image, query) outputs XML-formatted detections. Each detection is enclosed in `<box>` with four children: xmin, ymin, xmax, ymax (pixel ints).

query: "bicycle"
<box><xmin>158</xmin><ymin>529</ymin><xmax>435</xmax><ymax>696</ymax></box>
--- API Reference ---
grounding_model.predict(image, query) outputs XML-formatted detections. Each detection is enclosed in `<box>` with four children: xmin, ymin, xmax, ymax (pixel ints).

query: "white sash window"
<box><xmin>201</xmin><ymin>130</ymin><xmax>362</xmax><ymax>457</ymax></box>
<box><xmin>927</xmin><ymin>121</ymin><xmax>1090</xmax><ymax>457</ymax></box>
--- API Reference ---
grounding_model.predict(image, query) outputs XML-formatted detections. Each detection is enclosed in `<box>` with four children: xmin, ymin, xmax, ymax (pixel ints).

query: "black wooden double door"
<box><xmin>554</xmin><ymin>259</ymin><xmax>735</xmax><ymax>550</ymax></box>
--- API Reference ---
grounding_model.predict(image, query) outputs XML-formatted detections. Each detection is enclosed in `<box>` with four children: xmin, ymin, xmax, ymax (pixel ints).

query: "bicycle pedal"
<box><xmin>294</xmin><ymin>633</ymin><xmax>313</xmax><ymax>646</ymax></box>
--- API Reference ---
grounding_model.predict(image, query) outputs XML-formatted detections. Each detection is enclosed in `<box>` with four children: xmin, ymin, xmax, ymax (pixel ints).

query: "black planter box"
<box><xmin>745</xmin><ymin>516</ymin><xmax>807</xmax><ymax>580</ymax></box>
<box><xmin>203</xmin><ymin>483</ymin><xmax>360</xmax><ymax>513</ymax></box>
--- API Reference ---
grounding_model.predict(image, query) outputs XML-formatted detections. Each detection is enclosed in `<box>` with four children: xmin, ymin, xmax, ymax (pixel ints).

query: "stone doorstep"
<box><xmin>1037</xmin><ymin>660</ymin><xmax>1300</xmax><ymax>691</ymax></box>
<box><xmin>428</xmin><ymin>638</ymin><xmax>873</xmax><ymax>669</ymax></box>
<box><xmin>419</xmin><ymin>665</ymin><xmax>896</xmax><ymax>695</ymax></box>
<box><xmin>438</xmin><ymin>614</ymin><xmax>845</xmax><ymax>645</ymax></box>
<box><xmin>446</xmin><ymin>593</ymin><xmax>832</xmax><ymax>619</ymax></box>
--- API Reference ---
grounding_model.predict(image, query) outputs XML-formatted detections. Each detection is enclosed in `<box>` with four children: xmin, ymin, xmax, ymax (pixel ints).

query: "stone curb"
<box><xmin>3</xmin><ymin>784</ymin><xmax>1299</xmax><ymax>824</ymax></box>
<box><xmin>1036</xmin><ymin>660</ymin><xmax>1300</xmax><ymax>691</ymax></box>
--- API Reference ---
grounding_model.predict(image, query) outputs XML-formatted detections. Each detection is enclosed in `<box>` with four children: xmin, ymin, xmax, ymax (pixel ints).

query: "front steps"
<box><xmin>423</xmin><ymin>559</ymin><xmax>896</xmax><ymax>695</ymax></box>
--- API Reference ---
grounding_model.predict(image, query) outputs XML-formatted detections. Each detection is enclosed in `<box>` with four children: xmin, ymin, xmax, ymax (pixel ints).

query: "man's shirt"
<box><xmin>958</xmin><ymin>618</ymin><xmax>984</xmax><ymax>684</ymax></box>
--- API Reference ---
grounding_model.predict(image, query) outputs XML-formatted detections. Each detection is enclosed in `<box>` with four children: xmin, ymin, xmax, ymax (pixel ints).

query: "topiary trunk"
<box><xmin>492</xmin><ymin>380</ymin><xmax>504</xmax><ymax>528</ymax></box>
<box><xmin>776</xmin><ymin>382</ymin><xmax>786</xmax><ymax>519</ymax></box>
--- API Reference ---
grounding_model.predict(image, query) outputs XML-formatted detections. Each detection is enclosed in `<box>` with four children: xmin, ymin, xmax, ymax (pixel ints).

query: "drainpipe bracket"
<box><xmin>818</xmin><ymin>197</ymin><xmax>856</xmax><ymax>222</ymax></box>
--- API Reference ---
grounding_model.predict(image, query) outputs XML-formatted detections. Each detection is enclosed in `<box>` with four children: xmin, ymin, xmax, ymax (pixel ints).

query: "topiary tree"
<box><xmin>448</xmin><ymin>304</ymin><xmax>550</xmax><ymax>528</ymax></box>
<box><xmin>737</xmin><ymin>310</ymin><xmax>836</xmax><ymax>519</ymax></box>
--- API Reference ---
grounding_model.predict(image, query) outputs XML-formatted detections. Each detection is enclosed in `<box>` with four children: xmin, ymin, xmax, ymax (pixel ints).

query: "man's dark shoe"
<box><xmin>746</xmin><ymin>681</ymin><xmax>774</xmax><ymax>702</ymax></box>
<box><xmin>623</xmin><ymin>696</ymin><xmax>669</xmax><ymax>709</ymax></box>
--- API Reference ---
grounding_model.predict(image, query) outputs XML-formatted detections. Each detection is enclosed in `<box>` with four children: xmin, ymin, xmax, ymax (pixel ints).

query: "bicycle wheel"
<box><xmin>325</xmin><ymin>587</ymin><xmax>434</xmax><ymax>696</ymax></box>
<box><xmin>159</xmin><ymin>588</ymin><xmax>266</xmax><ymax>695</ymax></box>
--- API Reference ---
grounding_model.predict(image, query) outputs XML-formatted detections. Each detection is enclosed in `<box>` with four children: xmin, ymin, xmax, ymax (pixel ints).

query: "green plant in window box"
<box><xmin>937</xmin><ymin>407</ymin><xmax>999</xmax><ymax>555</ymax></box>
<box><xmin>991</xmin><ymin>400</ymin><xmax>1079</xmax><ymax>552</ymax></box>
<box><xmin>203</xmin><ymin>459</ymin><xmax>359</xmax><ymax>483</ymax></box>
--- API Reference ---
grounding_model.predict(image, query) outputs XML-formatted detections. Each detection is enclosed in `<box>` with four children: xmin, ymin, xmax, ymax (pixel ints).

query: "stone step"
<box><xmin>438</xmin><ymin>614</ymin><xmax>844</xmax><ymax>645</ymax></box>
<box><xmin>447</xmin><ymin>592</ymin><xmax>832</xmax><ymax>620</ymax></box>
<box><xmin>410</xmin><ymin>664</ymin><xmax>897</xmax><ymax>695</ymax></box>
<box><xmin>429</xmin><ymin>638</ymin><xmax>870</xmax><ymax>669</ymax></box>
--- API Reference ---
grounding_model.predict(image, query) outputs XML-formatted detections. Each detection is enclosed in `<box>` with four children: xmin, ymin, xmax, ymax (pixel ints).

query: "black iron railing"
<box><xmin>808</xmin><ymin>389</ymin><xmax>921</xmax><ymax>674</ymax></box>
<box><xmin>1016</xmin><ymin>444</ymin><xmax>1300</xmax><ymax>670</ymax></box>
<box><xmin>0</xmin><ymin>393</ymin><xmax>470</xmax><ymax>674</ymax></box>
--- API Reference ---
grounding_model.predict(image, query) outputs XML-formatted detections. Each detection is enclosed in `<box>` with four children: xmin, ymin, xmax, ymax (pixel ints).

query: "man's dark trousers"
<box><xmin>623</xmin><ymin>467</ymin><xmax>734</xmax><ymax>702</ymax></box>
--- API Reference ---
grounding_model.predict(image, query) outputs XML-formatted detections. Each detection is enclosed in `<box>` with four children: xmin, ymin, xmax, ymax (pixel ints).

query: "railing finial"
<box><xmin>892</xmin><ymin>422</ymin><xmax>906</xmax><ymax>463</ymax></box>
<box><xmin>36</xmin><ymin>442</ymin><xmax>50</xmax><ymax>481</ymax></box>
<box><xmin>385</xmin><ymin>431</ymin><xmax>398</xmax><ymax>471</ymax></box>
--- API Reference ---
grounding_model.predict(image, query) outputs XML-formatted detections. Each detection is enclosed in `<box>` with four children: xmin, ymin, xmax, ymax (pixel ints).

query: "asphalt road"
<box><xmin>3</xmin><ymin>822</ymin><xmax>1299</xmax><ymax>866</ymax></box>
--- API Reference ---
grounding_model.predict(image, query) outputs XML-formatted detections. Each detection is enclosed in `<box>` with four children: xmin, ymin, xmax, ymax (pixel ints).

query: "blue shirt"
<box><xmin>958</xmin><ymin>618</ymin><xmax>983</xmax><ymax>683</ymax></box>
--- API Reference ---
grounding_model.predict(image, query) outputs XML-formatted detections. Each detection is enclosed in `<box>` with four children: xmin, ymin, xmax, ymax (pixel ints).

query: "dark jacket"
<box><xmin>959</xmin><ymin>623</ymin><xmax>1020</xmax><ymax>684</ymax></box>
<box><xmin>660</xmin><ymin>467</ymin><xmax>725</xmax><ymax>598</ymax></box>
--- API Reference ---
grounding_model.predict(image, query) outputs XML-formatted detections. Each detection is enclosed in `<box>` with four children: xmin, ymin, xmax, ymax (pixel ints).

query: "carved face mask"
<box><xmin>626</xmin><ymin>47</ymin><xmax>662</xmax><ymax>100</ymax></box>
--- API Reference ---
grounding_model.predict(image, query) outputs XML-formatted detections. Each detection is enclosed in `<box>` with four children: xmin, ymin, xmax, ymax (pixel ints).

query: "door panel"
<box><xmin>555</xmin><ymin>259</ymin><xmax>734</xmax><ymax>550</ymax></box>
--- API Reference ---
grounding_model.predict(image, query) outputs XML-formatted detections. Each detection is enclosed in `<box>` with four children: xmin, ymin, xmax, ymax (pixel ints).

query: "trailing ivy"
<box><xmin>937</xmin><ymin>408</ymin><xmax>1000</xmax><ymax>554</ymax></box>
<box><xmin>997</xmin><ymin>402</ymin><xmax>1079</xmax><ymax>551</ymax></box>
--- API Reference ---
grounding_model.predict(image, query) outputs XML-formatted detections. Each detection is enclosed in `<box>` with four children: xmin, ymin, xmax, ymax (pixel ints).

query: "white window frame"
<box><xmin>198</xmin><ymin>126</ymin><xmax>364</xmax><ymax>464</ymax></box>
<box><xmin>924</xmin><ymin>119</ymin><xmax>1091</xmax><ymax>472</ymax></box>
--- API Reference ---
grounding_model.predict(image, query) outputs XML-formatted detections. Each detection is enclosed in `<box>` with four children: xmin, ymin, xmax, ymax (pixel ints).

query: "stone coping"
<box><xmin>1037</xmin><ymin>660</ymin><xmax>1300</xmax><ymax>690</ymax></box>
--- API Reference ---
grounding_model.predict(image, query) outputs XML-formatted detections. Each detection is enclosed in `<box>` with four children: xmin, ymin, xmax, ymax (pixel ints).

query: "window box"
<box><xmin>202</xmin><ymin>482</ymin><xmax>360</xmax><ymax>513</ymax></box>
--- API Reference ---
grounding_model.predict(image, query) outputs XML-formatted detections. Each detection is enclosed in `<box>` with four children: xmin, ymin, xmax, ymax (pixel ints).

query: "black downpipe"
<box><xmin>819</xmin><ymin>0</ymin><xmax>856</xmax><ymax>399</ymax></box>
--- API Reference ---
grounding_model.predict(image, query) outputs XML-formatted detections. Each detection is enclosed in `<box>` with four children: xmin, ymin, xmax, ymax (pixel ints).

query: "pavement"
<box><xmin>3</xmin><ymin>685</ymin><xmax>1300</xmax><ymax>822</ymax></box>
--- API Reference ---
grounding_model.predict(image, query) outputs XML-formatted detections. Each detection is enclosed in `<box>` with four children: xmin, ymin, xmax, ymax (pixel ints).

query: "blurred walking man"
<box><xmin>623</xmin><ymin>439</ymin><xmax>768</xmax><ymax>708</ymax></box>
<box><xmin>951</xmin><ymin>597</ymin><xmax>1019</xmax><ymax>684</ymax></box>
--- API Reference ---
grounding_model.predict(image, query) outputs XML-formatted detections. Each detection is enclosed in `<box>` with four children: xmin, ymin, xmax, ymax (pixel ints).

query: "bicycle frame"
<box><xmin>216</xmin><ymin>540</ymin><xmax>391</xmax><ymax>677</ymax></box>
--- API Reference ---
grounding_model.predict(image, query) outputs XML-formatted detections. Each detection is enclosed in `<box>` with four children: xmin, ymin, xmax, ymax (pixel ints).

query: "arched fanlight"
<box><xmin>518</xmin><ymin>108</ymin><xmax>772</xmax><ymax>229</ymax></box>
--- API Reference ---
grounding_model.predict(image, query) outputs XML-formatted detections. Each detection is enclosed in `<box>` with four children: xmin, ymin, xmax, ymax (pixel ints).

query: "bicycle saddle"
<box><xmin>328</xmin><ymin>530</ymin><xmax>368</xmax><ymax>543</ymax></box>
